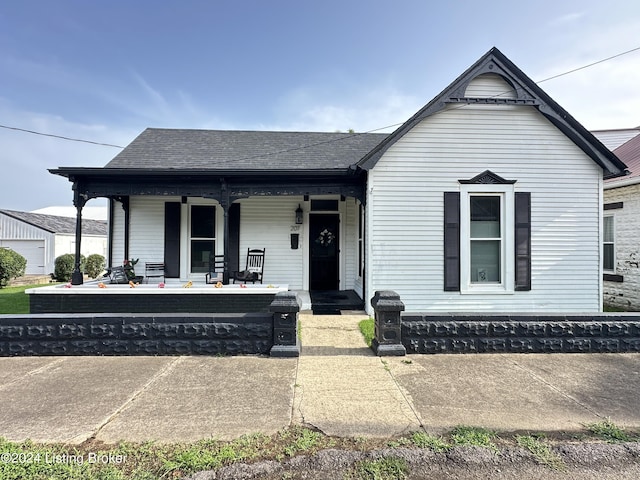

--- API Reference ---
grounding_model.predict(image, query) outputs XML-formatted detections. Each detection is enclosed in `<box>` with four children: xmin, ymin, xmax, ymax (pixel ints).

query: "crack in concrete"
<box><xmin>381</xmin><ymin>358</ymin><xmax>425</xmax><ymax>429</ymax></box>
<box><xmin>0</xmin><ymin>358</ymin><xmax>68</xmax><ymax>392</ymax></box>
<box><xmin>82</xmin><ymin>356</ymin><xmax>186</xmax><ymax>443</ymax></box>
<box><xmin>507</xmin><ymin>356</ymin><xmax>605</xmax><ymax>420</ymax></box>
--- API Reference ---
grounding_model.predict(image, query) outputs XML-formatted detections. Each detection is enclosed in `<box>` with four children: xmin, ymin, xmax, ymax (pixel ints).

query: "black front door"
<box><xmin>309</xmin><ymin>214</ymin><xmax>339</xmax><ymax>290</ymax></box>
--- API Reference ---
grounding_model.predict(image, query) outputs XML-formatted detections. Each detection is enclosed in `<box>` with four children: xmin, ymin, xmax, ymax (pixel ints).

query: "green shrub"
<box><xmin>54</xmin><ymin>253</ymin><xmax>86</xmax><ymax>282</ymax></box>
<box><xmin>85</xmin><ymin>254</ymin><xmax>106</xmax><ymax>278</ymax></box>
<box><xmin>0</xmin><ymin>248</ymin><xmax>27</xmax><ymax>288</ymax></box>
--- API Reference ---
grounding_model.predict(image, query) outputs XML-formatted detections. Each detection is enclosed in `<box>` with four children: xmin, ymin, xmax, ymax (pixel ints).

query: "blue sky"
<box><xmin>1</xmin><ymin>0</ymin><xmax>639</xmax><ymax>212</ymax></box>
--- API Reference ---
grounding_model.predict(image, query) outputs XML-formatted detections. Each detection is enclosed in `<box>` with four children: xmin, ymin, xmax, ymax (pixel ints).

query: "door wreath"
<box><xmin>315</xmin><ymin>228</ymin><xmax>335</xmax><ymax>247</ymax></box>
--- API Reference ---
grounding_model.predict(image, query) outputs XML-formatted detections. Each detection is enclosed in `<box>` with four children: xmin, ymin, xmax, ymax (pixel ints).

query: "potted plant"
<box><xmin>123</xmin><ymin>258</ymin><xmax>142</xmax><ymax>283</ymax></box>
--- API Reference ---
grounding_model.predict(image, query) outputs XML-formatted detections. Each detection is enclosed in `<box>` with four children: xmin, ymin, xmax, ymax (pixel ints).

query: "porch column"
<box><xmin>71</xmin><ymin>186</ymin><xmax>87</xmax><ymax>285</ymax></box>
<box><xmin>221</xmin><ymin>179</ymin><xmax>230</xmax><ymax>283</ymax></box>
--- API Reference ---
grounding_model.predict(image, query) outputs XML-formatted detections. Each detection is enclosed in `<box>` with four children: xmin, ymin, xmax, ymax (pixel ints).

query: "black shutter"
<box><xmin>444</xmin><ymin>192</ymin><xmax>460</xmax><ymax>291</ymax></box>
<box><xmin>514</xmin><ymin>192</ymin><xmax>531</xmax><ymax>291</ymax></box>
<box><xmin>164</xmin><ymin>202</ymin><xmax>181</xmax><ymax>278</ymax></box>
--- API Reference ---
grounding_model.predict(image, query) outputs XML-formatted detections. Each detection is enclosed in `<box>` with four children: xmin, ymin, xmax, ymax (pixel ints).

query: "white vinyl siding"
<box><xmin>343</xmin><ymin>199</ymin><xmax>360</xmax><ymax>293</ymax></box>
<box><xmin>238</xmin><ymin>197</ymin><xmax>306</xmax><ymax>289</ymax></box>
<box><xmin>464</xmin><ymin>73</ymin><xmax>516</xmax><ymax>99</ymax></box>
<box><xmin>129</xmin><ymin>197</ymin><xmax>167</xmax><ymax>266</ymax></box>
<box><xmin>110</xmin><ymin>200</ymin><xmax>125</xmax><ymax>268</ymax></box>
<box><xmin>237</xmin><ymin>196</ymin><xmax>360</xmax><ymax>290</ymax></box>
<box><xmin>367</xmin><ymin>96</ymin><xmax>602</xmax><ymax>313</ymax></box>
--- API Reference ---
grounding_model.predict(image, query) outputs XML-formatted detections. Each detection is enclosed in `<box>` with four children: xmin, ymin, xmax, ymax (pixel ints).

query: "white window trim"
<box><xmin>188</xmin><ymin>203</ymin><xmax>218</xmax><ymax>276</ymax></box>
<box><xmin>460</xmin><ymin>184</ymin><xmax>514</xmax><ymax>294</ymax></box>
<box><xmin>603</xmin><ymin>214</ymin><xmax>616</xmax><ymax>273</ymax></box>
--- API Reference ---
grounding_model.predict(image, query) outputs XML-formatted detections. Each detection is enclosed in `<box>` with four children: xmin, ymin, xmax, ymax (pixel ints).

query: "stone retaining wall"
<box><xmin>1</xmin><ymin>292</ymin><xmax>301</xmax><ymax>357</ymax></box>
<box><xmin>0</xmin><ymin>313</ymin><xmax>273</xmax><ymax>356</ymax></box>
<box><xmin>401</xmin><ymin>313</ymin><xmax>640</xmax><ymax>354</ymax></box>
<box><xmin>369</xmin><ymin>290</ymin><xmax>640</xmax><ymax>355</ymax></box>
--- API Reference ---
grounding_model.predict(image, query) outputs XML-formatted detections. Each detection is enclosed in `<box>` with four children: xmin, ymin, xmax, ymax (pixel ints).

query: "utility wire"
<box><xmin>0</xmin><ymin>124</ymin><xmax>124</xmax><ymax>148</ymax></box>
<box><xmin>1</xmin><ymin>44</ymin><xmax>638</xmax><ymax>155</ymax></box>
<box><xmin>536</xmin><ymin>45</ymin><xmax>640</xmax><ymax>84</ymax></box>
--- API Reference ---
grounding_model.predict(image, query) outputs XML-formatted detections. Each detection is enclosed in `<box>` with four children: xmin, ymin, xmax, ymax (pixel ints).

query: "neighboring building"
<box><xmin>49</xmin><ymin>47</ymin><xmax>626</xmax><ymax>313</ymax></box>
<box><xmin>0</xmin><ymin>209</ymin><xmax>107</xmax><ymax>275</ymax></box>
<box><xmin>592</xmin><ymin>127</ymin><xmax>640</xmax><ymax>151</ymax></box>
<box><xmin>601</xmin><ymin>132</ymin><xmax>640</xmax><ymax>310</ymax></box>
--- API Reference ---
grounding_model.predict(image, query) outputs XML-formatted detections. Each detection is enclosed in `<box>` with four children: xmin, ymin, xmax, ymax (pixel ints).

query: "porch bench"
<box><xmin>144</xmin><ymin>262</ymin><xmax>165</xmax><ymax>284</ymax></box>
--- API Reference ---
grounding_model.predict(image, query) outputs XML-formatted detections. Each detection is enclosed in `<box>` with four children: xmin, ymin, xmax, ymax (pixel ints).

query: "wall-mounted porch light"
<box><xmin>295</xmin><ymin>204</ymin><xmax>303</xmax><ymax>224</ymax></box>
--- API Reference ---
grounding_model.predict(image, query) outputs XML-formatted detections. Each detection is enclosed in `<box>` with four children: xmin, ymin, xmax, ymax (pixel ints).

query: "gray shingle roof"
<box><xmin>0</xmin><ymin>209</ymin><xmax>107</xmax><ymax>236</ymax></box>
<box><xmin>105</xmin><ymin>128</ymin><xmax>388</xmax><ymax>170</ymax></box>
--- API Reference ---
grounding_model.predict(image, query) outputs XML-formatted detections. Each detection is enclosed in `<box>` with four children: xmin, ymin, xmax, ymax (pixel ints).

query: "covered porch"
<box><xmin>49</xmin><ymin>168</ymin><xmax>368</xmax><ymax>309</ymax></box>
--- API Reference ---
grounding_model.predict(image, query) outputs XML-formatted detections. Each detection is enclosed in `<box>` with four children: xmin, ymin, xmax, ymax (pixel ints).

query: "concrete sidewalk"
<box><xmin>0</xmin><ymin>314</ymin><xmax>639</xmax><ymax>444</ymax></box>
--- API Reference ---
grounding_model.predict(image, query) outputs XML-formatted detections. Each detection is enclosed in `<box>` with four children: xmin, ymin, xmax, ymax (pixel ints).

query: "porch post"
<box><xmin>121</xmin><ymin>197</ymin><xmax>130</xmax><ymax>262</ymax></box>
<box><xmin>221</xmin><ymin>179</ymin><xmax>230</xmax><ymax>284</ymax></box>
<box><xmin>71</xmin><ymin>184</ymin><xmax>87</xmax><ymax>285</ymax></box>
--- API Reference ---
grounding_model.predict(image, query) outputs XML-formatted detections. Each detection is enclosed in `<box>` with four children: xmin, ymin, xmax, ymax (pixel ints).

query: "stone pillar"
<box><xmin>270</xmin><ymin>291</ymin><xmax>301</xmax><ymax>357</ymax></box>
<box><xmin>371</xmin><ymin>290</ymin><xmax>406</xmax><ymax>356</ymax></box>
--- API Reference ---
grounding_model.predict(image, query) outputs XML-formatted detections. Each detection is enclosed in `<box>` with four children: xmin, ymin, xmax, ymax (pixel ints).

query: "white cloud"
<box><xmin>547</xmin><ymin>11</ymin><xmax>586</xmax><ymax>27</ymax></box>
<box><xmin>268</xmin><ymin>84</ymin><xmax>422</xmax><ymax>133</ymax></box>
<box><xmin>0</xmin><ymin>103</ymin><xmax>137</xmax><ymax>211</ymax></box>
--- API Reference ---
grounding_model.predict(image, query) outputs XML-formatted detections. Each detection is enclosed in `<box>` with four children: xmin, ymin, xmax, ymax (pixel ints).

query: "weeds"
<box><xmin>409</xmin><ymin>431</ymin><xmax>450</xmax><ymax>452</ymax></box>
<box><xmin>282</xmin><ymin>427</ymin><xmax>322</xmax><ymax>457</ymax></box>
<box><xmin>450</xmin><ymin>426</ymin><xmax>498</xmax><ymax>453</ymax></box>
<box><xmin>2</xmin><ymin>423</ymin><xmax>639</xmax><ymax>479</ymax></box>
<box><xmin>584</xmin><ymin>419</ymin><xmax>633</xmax><ymax>443</ymax></box>
<box><xmin>516</xmin><ymin>434</ymin><xmax>565</xmax><ymax>471</ymax></box>
<box><xmin>358</xmin><ymin>318</ymin><xmax>375</xmax><ymax>347</ymax></box>
<box><xmin>347</xmin><ymin>456</ymin><xmax>408</xmax><ymax>480</ymax></box>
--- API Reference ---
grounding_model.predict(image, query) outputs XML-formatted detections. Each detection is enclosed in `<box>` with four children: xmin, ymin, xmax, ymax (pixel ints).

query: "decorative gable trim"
<box><xmin>458</xmin><ymin>170</ymin><xmax>517</xmax><ymax>185</ymax></box>
<box><xmin>357</xmin><ymin>48</ymin><xmax>627</xmax><ymax>179</ymax></box>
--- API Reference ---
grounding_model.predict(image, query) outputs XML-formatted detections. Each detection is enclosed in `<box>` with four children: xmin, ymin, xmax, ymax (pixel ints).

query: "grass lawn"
<box><xmin>0</xmin><ymin>284</ymin><xmax>52</xmax><ymax>314</ymax></box>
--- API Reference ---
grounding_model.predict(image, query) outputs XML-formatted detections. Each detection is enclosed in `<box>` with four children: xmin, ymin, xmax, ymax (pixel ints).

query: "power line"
<box><xmin>1</xmin><ymin>44</ymin><xmax>638</xmax><ymax>155</ymax></box>
<box><xmin>536</xmin><ymin>45</ymin><xmax>640</xmax><ymax>84</ymax></box>
<box><xmin>0</xmin><ymin>124</ymin><xmax>124</xmax><ymax>148</ymax></box>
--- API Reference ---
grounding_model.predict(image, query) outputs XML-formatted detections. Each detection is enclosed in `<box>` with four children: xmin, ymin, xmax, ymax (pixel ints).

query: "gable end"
<box><xmin>357</xmin><ymin>48</ymin><xmax>627</xmax><ymax>179</ymax></box>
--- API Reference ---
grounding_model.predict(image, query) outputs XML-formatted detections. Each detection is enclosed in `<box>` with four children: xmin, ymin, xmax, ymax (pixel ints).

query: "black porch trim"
<box><xmin>50</xmin><ymin>168</ymin><xmax>367</xmax><ymax>205</ymax></box>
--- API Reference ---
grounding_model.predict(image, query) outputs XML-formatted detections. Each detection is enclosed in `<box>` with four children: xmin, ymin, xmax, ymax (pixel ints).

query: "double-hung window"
<box><xmin>190</xmin><ymin>205</ymin><xmax>216</xmax><ymax>274</ymax></box>
<box><xmin>603</xmin><ymin>215</ymin><xmax>615</xmax><ymax>272</ymax></box>
<box><xmin>460</xmin><ymin>184</ymin><xmax>514</xmax><ymax>293</ymax></box>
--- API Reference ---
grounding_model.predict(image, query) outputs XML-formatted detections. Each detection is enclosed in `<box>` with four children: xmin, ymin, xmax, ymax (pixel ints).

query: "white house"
<box><xmin>50</xmin><ymin>48</ymin><xmax>626</xmax><ymax>313</ymax></box>
<box><xmin>600</xmin><ymin>132</ymin><xmax>640</xmax><ymax>310</ymax></box>
<box><xmin>0</xmin><ymin>209</ymin><xmax>107</xmax><ymax>275</ymax></box>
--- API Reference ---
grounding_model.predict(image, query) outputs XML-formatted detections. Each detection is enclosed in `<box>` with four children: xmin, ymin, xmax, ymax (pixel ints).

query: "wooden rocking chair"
<box><xmin>205</xmin><ymin>254</ymin><xmax>226</xmax><ymax>284</ymax></box>
<box><xmin>231</xmin><ymin>248</ymin><xmax>265</xmax><ymax>284</ymax></box>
